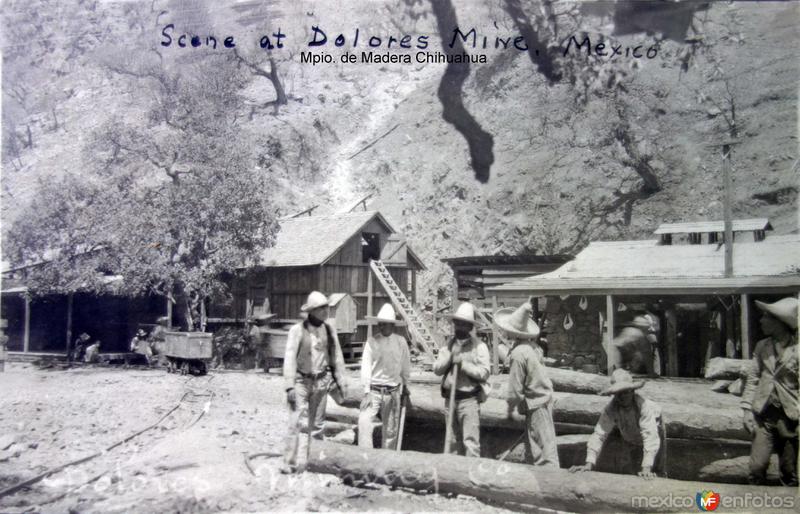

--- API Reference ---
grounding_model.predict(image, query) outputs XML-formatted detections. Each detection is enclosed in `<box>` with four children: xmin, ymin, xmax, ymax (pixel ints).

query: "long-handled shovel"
<box><xmin>443</xmin><ymin>363</ymin><xmax>460</xmax><ymax>453</ymax></box>
<box><xmin>395</xmin><ymin>393</ymin><xmax>408</xmax><ymax>452</ymax></box>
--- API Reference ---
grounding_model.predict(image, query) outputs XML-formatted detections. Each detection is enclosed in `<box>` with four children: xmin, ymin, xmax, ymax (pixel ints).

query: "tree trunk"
<box><xmin>268</xmin><ymin>56</ymin><xmax>288</xmax><ymax>107</ymax></box>
<box><xmin>306</xmin><ymin>441</ymin><xmax>788</xmax><ymax>513</ymax></box>
<box><xmin>698</xmin><ymin>455</ymin><xmax>781</xmax><ymax>485</ymax></box>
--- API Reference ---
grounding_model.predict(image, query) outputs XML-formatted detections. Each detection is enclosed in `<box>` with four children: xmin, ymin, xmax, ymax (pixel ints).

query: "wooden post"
<box><xmin>725</xmin><ymin>306</ymin><xmax>737</xmax><ymax>358</ymax></box>
<box><xmin>367</xmin><ymin>267</ymin><xmax>373</xmax><ymax>341</ymax></box>
<box><xmin>665</xmin><ymin>309</ymin><xmax>679</xmax><ymax>376</ymax></box>
<box><xmin>740</xmin><ymin>294</ymin><xmax>751</xmax><ymax>359</ymax></box>
<box><xmin>491</xmin><ymin>295</ymin><xmax>499</xmax><ymax>375</ymax></box>
<box><xmin>200</xmin><ymin>299</ymin><xmax>207</xmax><ymax>332</ymax></box>
<box><xmin>722</xmin><ymin>143</ymin><xmax>734</xmax><ymax>277</ymax></box>
<box><xmin>65</xmin><ymin>293</ymin><xmax>73</xmax><ymax>357</ymax></box>
<box><xmin>605</xmin><ymin>295</ymin><xmax>614</xmax><ymax>376</ymax></box>
<box><xmin>451</xmin><ymin>272</ymin><xmax>459</xmax><ymax>306</ymax></box>
<box><xmin>166</xmin><ymin>296</ymin><xmax>173</xmax><ymax>328</ymax></box>
<box><xmin>23</xmin><ymin>295</ymin><xmax>30</xmax><ymax>353</ymax></box>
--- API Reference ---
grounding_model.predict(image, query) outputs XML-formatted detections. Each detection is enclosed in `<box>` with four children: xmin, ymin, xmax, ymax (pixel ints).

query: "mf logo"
<box><xmin>696</xmin><ymin>490</ymin><xmax>721</xmax><ymax>511</ymax></box>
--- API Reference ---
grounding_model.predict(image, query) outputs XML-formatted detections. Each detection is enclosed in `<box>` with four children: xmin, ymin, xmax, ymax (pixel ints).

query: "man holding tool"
<box><xmin>358</xmin><ymin>303</ymin><xmax>411</xmax><ymax>449</ymax></box>
<box><xmin>433</xmin><ymin>302</ymin><xmax>490</xmax><ymax>457</ymax></box>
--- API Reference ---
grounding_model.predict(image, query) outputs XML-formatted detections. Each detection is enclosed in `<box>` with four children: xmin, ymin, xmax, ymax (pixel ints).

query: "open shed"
<box><xmin>209</xmin><ymin>210</ymin><xmax>428</xmax><ymax>360</ymax></box>
<box><xmin>488</xmin><ymin>228</ymin><xmax>800</xmax><ymax>377</ymax></box>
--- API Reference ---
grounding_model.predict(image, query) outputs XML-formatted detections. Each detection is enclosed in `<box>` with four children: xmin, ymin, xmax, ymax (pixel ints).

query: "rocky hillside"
<box><xmin>2</xmin><ymin>0</ymin><xmax>797</xmax><ymax>304</ymax></box>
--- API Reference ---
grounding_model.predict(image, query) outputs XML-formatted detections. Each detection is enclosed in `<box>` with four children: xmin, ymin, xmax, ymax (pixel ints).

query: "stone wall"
<box><xmin>541</xmin><ymin>296</ymin><xmax>606</xmax><ymax>371</ymax></box>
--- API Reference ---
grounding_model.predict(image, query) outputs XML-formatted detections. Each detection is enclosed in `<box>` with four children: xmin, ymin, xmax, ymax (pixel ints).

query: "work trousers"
<box><xmin>444</xmin><ymin>396</ymin><xmax>481</xmax><ymax>458</ymax></box>
<box><xmin>357</xmin><ymin>388</ymin><xmax>402</xmax><ymax>449</ymax></box>
<box><xmin>284</xmin><ymin>374</ymin><xmax>331</xmax><ymax>470</ymax></box>
<box><xmin>525</xmin><ymin>401</ymin><xmax>560</xmax><ymax>468</ymax></box>
<box><xmin>749</xmin><ymin>404</ymin><xmax>798</xmax><ymax>486</ymax></box>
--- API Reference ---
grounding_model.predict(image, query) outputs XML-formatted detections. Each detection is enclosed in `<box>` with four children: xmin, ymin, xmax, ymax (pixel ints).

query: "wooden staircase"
<box><xmin>369</xmin><ymin>260</ymin><xmax>437</xmax><ymax>360</ymax></box>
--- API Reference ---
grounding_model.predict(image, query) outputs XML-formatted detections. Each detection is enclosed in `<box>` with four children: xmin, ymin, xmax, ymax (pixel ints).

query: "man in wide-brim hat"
<box><xmin>433</xmin><ymin>302</ymin><xmax>491</xmax><ymax>457</ymax></box>
<box><xmin>741</xmin><ymin>297</ymin><xmax>798</xmax><ymax>486</ymax></box>
<box><xmin>282</xmin><ymin>291</ymin><xmax>347</xmax><ymax>473</ymax></box>
<box><xmin>569</xmin><ymin>369</ymin><xmax>665</xmax><ymax>478</ymax></box>
<box><xmin>610</xmin><ymin>313</ymin><xmax>659</xmax><ymax>377</ymax></box>
<box><xmin>358</xmin><ymin>303</ymin><xmax>411</xmax><ymax>449</ymax></box>
<box><xmin>497</xmin><ymin>302</ymin><xmax>559</xmax><ymax>467</ymax></box>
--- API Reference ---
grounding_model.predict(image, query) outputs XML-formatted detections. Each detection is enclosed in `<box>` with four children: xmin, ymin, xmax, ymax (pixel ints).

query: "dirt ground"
<box><xmin>0</xmin><ymin>363</ymin><xmax>525</xmax><ymax>513</ymax></box>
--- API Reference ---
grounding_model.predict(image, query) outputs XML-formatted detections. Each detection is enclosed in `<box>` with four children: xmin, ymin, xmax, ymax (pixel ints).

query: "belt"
<box><xmin>443</xmin><ymin>388</ymin><xmax>479</xmax><ymax>400</ymax></box>
<box><xmin>298</xmin><ymin>370</ymin><xmax>328</xmax><ymax>380</ymax></box>
<box><xmin>371</xmin><ymin>384</ymin><xmax>400</xmax><ymax>393</ymax></box>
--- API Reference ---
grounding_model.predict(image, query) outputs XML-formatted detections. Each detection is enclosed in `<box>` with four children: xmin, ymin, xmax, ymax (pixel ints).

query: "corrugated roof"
<box><xmin>441</xmin><ymin>254</ymin><xmax>574</xmax><ymax>267</ymax></box>
<box><xmin>654</xmin><ymin>218</ymin><xmax>772</xmax><ymax>235</ymax></box>
<box><xmin>489</xmin><ymin>235</ymin><xmax>800</xmax><ymax>295</ymax></box>
<box><xmin>256</xmin><ymin>211</ymin><xmax>427</xmax><ymax>269</ymax></box>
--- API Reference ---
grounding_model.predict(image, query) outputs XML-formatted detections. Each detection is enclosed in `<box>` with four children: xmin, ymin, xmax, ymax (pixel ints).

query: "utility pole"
<box><xmin>722</xmin><ymin>142</ymin><xmax>733</xmax><ymax>277</ymax></box>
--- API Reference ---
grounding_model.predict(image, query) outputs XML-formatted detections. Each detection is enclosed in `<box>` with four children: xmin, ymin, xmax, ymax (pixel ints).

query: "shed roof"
<box><xmin>441</xmin><ymin>254</ymin><xmax>573</xmax><ymax>267</ymax></box>
<box><xmin>654</xmin><ymin>218</ymin><xmax>772</xmax><ymax>235</ymax></box>
<box><xmin>256</xmin><ymin>211</ymin><xmax>425</xmax><ymax>269</ymax></box>
<box><xmin>489</xmin><ymin>235</ymin><xmax>800</xmax><ymax>296</ymax></box>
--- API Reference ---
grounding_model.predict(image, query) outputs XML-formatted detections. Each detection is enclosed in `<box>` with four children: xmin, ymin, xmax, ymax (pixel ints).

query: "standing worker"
<box><xmin>282</xmin><ymin>291</ymin><xmax>347</xmax><ymax>474</ymax></box>
<box><xmin>358</xmin><ymin>303</ymin><xmax>411</xmax><ymax>449</ymax></box>
<box><xmin>741</xmin><ymin>297</ymin><xmax>798</xmax><ymax>486</ymax></box>
<box><xmin>496</xmin><ymin>302</ymin><xmax>559</xmax><ymax>467</ymax></box>
<box><xmin>433</xmin><ymin>302</ymin><xmax>490</xmax><ymax>458</ymax></box>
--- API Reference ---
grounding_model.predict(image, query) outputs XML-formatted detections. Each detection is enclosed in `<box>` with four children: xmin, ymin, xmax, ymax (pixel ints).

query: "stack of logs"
<box><xmin>327</xmin><ymin>366</ymin><xmax>780</xmax><ymax>485</ymax></box>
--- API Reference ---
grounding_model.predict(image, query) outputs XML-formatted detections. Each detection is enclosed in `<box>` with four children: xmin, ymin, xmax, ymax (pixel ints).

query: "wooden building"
<box><xmin>210</xmin><ymin>211</ymin><xmax>427</xmax><ymax>359</ymax></box>
<box><xmin>489</xmin><ymin>222</ymin><xmax>800</xmax><ymax>378</ymax></box>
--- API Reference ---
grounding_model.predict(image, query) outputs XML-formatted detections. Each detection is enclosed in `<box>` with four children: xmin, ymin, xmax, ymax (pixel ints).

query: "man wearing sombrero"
<box><xmin>358</xmin><ymin>303</ymin><xmax>411</xmax><ymax>449</ymax></box>
<box><xmin>741</xmin><ymin>297</ymin><xmax>798</xmax><ymax>486</ymax></box>
<box><xmin>569</xmin><ymin>369</ymin><xmax>665</xmax><ymax>478</ymax></box>
<box><xmin>497</xmin><ymin>302</ymin><xmax>559</xmax><ymax>467</ymax></box>
<box><xmin>282</xmin><ymin>291</ymin><xmax>347</xmax><ymax>473</ymax></box>
<box><xmin>433</xmin><ymin>302</ymin><xmax>491</xmax><ymax>457</ymax></box>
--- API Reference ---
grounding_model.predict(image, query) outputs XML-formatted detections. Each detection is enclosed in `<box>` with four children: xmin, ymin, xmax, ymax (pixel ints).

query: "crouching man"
<box><xmin>569</xmin><ymin>369</ymin><xmax>665</xmax><ymax>478</ymax></box>
<box><xmin>358</xmin><ymin>303</ymin><xmax>411</xmax><ymax>449</ymax></box>
<box><xmin>496</xmin><ymin>302</ymin><xmax>559</xmax><ymax>467</ymax></box>
<box><xmin>282</xmin><ymin>291</ymin><xmax>346</xmax><ymax>473</ymax></box>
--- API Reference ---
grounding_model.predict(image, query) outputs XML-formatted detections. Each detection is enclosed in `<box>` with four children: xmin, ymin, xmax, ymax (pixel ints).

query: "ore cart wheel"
<box><xmin>180</xmin><ymin>360</ymin><xmax>189</xmax><ymax>375</ymax></box>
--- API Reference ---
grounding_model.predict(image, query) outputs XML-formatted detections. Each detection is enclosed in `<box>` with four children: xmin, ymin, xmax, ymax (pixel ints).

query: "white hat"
<box><xmin>365</xmin><ymin>303</ymin><xmax>405</xmax><ymax>325</ymax></box>
<box><xmin>494</xmin><ymin>303</ymin><xmax>540</xmax><ymax>339</ymax></box>
<box><xmin>301</xmin><ymin>291</ymin><xmax>329</xmax><ymax>312</ymax></box>
<box><xmin>447</xmin><ymin>302</ymin><xmax>479</xmax><ymax>325</ymax></box>
<box><xmin>755</xmin><ymin>297</ymin><xmax>798</xmax><ymax>329</ymax></box>
<box><xmin>601</xmin><ymin>369</ymin><xmax>645</xmax><ymax>396</ymax></box>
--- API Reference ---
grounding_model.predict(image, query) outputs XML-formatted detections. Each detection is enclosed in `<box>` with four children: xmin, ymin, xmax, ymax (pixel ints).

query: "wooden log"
<box><xmin>329</xmin><ymin>380</ymin><xmax>749</xmax><ymax>441</ymax></box>
<box><xmin>705</xmin><ymin>357</ymin><xmax>756</xmax><ymax>380</ymax></box>
<box><xmin>698</xmin><ymin>455</ymin><xmax>781</xmax><ymax>485</ymax></box>
<box><xmin>307</xmin><ymin>441</ymin><xmax>793</xmax><ymax>513</ymax></box>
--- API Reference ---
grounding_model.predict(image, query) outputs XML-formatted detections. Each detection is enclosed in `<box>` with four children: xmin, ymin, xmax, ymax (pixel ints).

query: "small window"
<box><xmin>361</xmin><ymin>232</ymin><xmax>380</xmax><ymax>262</ymax></box>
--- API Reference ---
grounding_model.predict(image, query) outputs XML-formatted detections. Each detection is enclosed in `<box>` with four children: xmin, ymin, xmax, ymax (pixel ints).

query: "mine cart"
<box><xmin>163</xmin><ymin>331</ymin><xmax>213</xmax><ymax>375</ymax></box>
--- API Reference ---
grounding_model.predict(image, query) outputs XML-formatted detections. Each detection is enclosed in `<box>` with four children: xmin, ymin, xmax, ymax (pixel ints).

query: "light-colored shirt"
<box><xmin>585</xmin><ymin>394</ymin><xmax>662</xmax><ymax>469</ymax></box>
<box><xmin>433</xmin><ymin>335</ymin><xmax>491</xmax><ymax>393</ymax></box>
<box><xmin>360</xmin><ymin>333</ymin><xmax>411</xmax><ymax>393</ymax></box>
<box><xmin>507</xmin><ymin>341</ymin><xmax>553</xmax><ymax>411</ymax></box>
<box><xmin>283</xmin><ymin>321</ymin><xmax>346</xmax><ymax>389</ymax></box>
<box><xmin>741</xmin><ymin>334</ymin><xmax>798</xmax><ymax>420</ymax></box>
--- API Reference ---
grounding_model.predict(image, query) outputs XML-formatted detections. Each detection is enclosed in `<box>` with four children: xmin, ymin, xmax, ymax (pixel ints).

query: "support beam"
<box><xmin>65</xmin><ymin>293</ymin><xmax>73</xmax><ymax>357</ymax></box>
<box><xmin>665</xmin><ymin>309</ymin><xmax>678</xmax><ymax>376</ymax></box>
<box><xmin>605</xmin><ymin>295</ymin><xmax>615</xmax><ymax>375</ymax></box>
<box><xmin>366</xmin><ymin>268</ymin><xmax>373</xmax><ymax>341</ymax></box>
<box><xmin>23</xmin><ymin>295</ymin><xmax>30</xmax><ymax>353</ymax></box>
<box><xmin>491</xmin><ymin>295</ymin><xmax>499</xmax><ymax>375</ymax></box>
<box><xmin>740</xmin><ymin>294</ymin><xmax>751</xmax><ymax>359</ymax></box>
<box><xmin>166</xmin><ymin>296</ymin><xmax>173</xmax><ymax>328</ymax></box>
